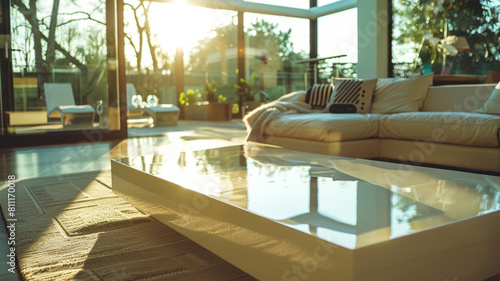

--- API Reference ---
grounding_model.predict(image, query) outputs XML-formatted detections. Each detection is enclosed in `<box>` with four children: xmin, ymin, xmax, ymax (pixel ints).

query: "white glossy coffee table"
<box><xmin>111</xmin><ymin>143</ymin><xmax>500</xmax><ymax>281</ymax></box>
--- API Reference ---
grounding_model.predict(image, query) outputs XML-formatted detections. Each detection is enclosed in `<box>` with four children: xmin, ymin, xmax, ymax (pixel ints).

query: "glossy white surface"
<box><xmin>112</xmin><ymin>143</ymin><xmax>500</xmax><ymax>280</ymax></box>
<box><xmin>114</xmin><ymin>144</ymin><xmax>500</xmax><ymax>248</ymax></box>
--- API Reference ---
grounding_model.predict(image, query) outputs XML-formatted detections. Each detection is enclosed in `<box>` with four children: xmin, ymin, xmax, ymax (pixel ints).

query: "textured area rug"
<box><xmin>0</xmin><ymin>171</ymin><xmax>255</xmax><ymax>280</ymax></box>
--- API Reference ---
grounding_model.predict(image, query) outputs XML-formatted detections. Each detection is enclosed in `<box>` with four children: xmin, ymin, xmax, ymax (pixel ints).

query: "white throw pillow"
<box><xmin>324</xmin><ymin>78</ymin><xmax>377</xmax><ymax>114</ymax></box>
<box><xmin>475</xmin><ymin>82</ymin><xmax>500</xmax><ymax>115</ymax></box>
<box><xmin>371</xmin><ymin>73</ymin><xmax>434</xmax><ymax>114</ymax></box>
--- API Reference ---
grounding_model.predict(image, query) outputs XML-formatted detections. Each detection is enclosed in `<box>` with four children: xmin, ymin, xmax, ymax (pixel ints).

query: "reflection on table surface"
<box><xmin>115</xmin><ymin>143</ymin><xmax>500</xmax><ymax>249</ymax></box>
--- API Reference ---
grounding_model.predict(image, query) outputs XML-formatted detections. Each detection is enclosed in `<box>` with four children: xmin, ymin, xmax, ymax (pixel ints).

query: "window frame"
<box><xmin>0</xmin><ymin>0</ymin><xmax>127</xmax><ymax>148</ymax></box>
<box><xmin>1</xmin><ymin>0</ymin><xmax>364</xmax><ymax>147</ymax></box>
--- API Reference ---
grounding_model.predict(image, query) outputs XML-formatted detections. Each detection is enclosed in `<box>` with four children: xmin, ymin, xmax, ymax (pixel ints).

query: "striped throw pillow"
<box><xmin>326</xmin><ymin>79</ymin><xmax>377</xmax><ymax>114</ymax></box>
<box><xmin>305</xmin><ymin>84</ymin><xmax>333</xmax><ymax>109</ymax></box>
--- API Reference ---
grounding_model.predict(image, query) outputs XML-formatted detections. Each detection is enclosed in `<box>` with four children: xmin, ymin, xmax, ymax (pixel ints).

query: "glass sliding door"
<box><xmin>317</xmin><ymin>8</ymin><xmax>358</xmax><ymax>79</ymax></box>
<box><xmin>1</xmin><ymin>0</ymin><xmax>124</xmax><ymax>144</ymax></box>
<box><xmin>124</xmin><ymin>0</ymin><xmax>179</xmax><ymax>130</ymax></box>
<box><xmin>184</xmin><ymin>7</ymin><xmax>238</xmax><ymax>118</ymax></box>
<box><xmin>243</xmin><ymin>13</ymin><xmax>310</xmax><ymax>102</ymax></box>
<box><xmin>124</xmin><ymin>1</ymin><xmax>238</xmax><ymax>129</ymax></box>
<box><xmin>0</xmin><ymin>0</ymin><xmax>13</xmax><ymax>135</ymax></box>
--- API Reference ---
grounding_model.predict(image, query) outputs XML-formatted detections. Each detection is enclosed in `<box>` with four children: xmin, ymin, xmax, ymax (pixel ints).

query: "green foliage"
<box><xmin>187</xmin><ymin>18</ymin><xmax>307</xmax><ymax>102</ymax></box>
<box><xmin>247</xmin><ymin>19</ymin><xmax>295</xmax><ymax>66</ymax></box>
<box><xmin>217</xmin><ymin>94</ymin><xmax>227</xmax><ymax>103</ymax></box>
<box><xmin>418</xmin><ymin>41</ymin><xmax>438</xmax><ymax>64</ymax></box>
<box><xmin>233</xmin><ymin>68</ymin><xmax>270</xmax><ymax>102</ymax></box>
<box><xmin>393</xmin><ymin>0</ymin><xmax>500</xmax><ymax>74</ymax></box>
<box><xmin>204</xmin><ymin>80</ymin><xmax>218</xmax><ymax>94</ymax></box>
<box><xmin>178</xmin><ymin>89</ymin><xmax>201</xmax><ymax>105</ymax></box>
<box><xmin>234</xmin><ymin>68</ymin><xmax>258</xmax><ymax>101</ymax></box>
<box><xmin>203</xmin><ymin>80</ymin><xmax>218</xmax><ymax>102</ymax></box>
<box><xmin>188</xmin><ymin>24</ymin><xmax>238</xmax><ymax>72</ymax></box>
<box><xmin>188</xmin><ymin>19</ymin><xmax>306</xmax><ymax>74</ymax></box>
<box><xmin>217</xmin><ymin>83</ymin><xmax>239</xmax><ymax>104</ymax></box>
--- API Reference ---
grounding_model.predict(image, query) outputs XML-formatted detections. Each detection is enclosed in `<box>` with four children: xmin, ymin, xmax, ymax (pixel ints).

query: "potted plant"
<box><xmin>208</xmin><ymin>92</ymin><xmax>232</xmax><ymax>120</ymax></box>
<box><xmin>178</xmin><ymin>89</ymin><xmax>201</xmax><ymax>119</ymax></box>
<box><xmin>178</xmin><ymin>88</ymin><xmax>232</xmax><ymax>121</ymax></box>
<box><xmin>204</xmin><ymin>80</ymin><xmax>218</xmax><ymax>103</ymax></box>
<box><xmin>178</xmin><ymin>89</ymin><xmax>201</xmax><ymax>106</ymax></box>
<box><xmin>234</xmin><ymin>68</ymin><xmax>270</xmax><ymax>116</ymax></box>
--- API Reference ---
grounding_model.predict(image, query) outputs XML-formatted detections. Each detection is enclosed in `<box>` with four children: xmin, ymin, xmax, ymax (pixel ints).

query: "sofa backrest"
<box><xmin>422</xmin><ymin>84</ymin><xmax>496</xmax><ymax>112</ymax></box>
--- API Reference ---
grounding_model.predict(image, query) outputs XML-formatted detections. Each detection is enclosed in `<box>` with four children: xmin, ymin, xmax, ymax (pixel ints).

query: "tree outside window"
<box><xmin>392</xmin><ymin>0</ymin><xmax>500</xmax><ymax>77</ymax></box>
<box><xmin>11</xmin><ymin>0</ymin><xmax>108</xmax><ymax>111</ymax></box>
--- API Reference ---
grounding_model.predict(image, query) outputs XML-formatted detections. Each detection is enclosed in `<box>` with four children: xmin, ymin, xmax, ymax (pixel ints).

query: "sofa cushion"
<box><xmin>264</xmin><ymin>113</ymin><xmax>381</xmax><ymax>142</ymax></box>
<box><xmin>379</xmin><ymin>112</ymin><xmax>500</xmax><ymax>147</ymax></box>
<box><xmin>422</xmin><ymin>84</ymin><xmax>496</xmax><ymax>112</ymax></box>
<box><xmin>371</xmin><ymin>73</ymin><xmax>433</xmax><ymax>114</ymax></box>
<box><xmin>475</xmin><ymin>82</ymin><xmax>500</xmax><ymax>115</ymax></box>
<box><xmin>325</xmin><ymin>78</ymin><xmax>377</xmax><ymax>114</ymax></box>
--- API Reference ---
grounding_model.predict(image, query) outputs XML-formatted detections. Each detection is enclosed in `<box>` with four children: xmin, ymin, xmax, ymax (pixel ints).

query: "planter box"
<box><xmin>182</xmin><ymin>102</ymin><xmax>232</xmax><ymax>121</ymax></box>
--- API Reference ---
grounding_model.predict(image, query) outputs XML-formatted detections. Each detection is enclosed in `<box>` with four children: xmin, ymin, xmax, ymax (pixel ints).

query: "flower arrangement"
<box><xmin>217</xmin><ymin>94</ymin><xmax>227</xmax><ymax>103</ymax></box>
<box><xmin>178</xmin><ymin>89</ymin><xmax>202</xmax><ymax>106</ymax></box>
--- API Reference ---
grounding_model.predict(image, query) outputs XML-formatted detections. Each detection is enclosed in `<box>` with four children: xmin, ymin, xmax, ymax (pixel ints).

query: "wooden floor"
<box><xmin>0</xmin><ymin>120</ymin><xmax>247</xmax><ymax>280</ymax></box>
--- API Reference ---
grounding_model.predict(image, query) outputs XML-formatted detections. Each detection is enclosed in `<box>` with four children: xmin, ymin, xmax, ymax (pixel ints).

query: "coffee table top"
<box><xmin>114</xmin><ymin>143</ymin><xmax>500</xmax><ymax>250</ymax></box>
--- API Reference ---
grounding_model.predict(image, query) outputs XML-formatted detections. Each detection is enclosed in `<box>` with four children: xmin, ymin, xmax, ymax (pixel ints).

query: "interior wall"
<box><xmin>357</xmin><ymin>0</ymin><xmax>389</xmax><ymax>79</ymax></box>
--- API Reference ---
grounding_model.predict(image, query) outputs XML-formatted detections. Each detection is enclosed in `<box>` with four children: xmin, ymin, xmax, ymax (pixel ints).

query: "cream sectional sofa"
<box><xmin>247</xmin><ymin>83</ymin><xmax>500</xmax><ymax>174</ymax></box>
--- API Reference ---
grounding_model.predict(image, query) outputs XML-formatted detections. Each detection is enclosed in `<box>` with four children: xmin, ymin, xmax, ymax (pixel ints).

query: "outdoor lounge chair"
<box><xmin>43</xmin><ymin>83</ymin><xmax>95</xmax><ymax>128</ymax></box>
<box><xmin>126</xmin><ymin>83</ymin><xmax>179</xmax><ymax>126</ymax></box>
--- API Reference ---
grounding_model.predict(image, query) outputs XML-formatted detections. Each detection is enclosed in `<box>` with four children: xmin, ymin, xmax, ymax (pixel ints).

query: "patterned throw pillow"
<box><xmin>325</xmin><ymin>79</ymin><xmax>378</xmax><ymax>114</ymax></box>
<box><xmin>305</xmin><ymin>84</ymin><xmax>333</xmax><ymax>109</ymax></box>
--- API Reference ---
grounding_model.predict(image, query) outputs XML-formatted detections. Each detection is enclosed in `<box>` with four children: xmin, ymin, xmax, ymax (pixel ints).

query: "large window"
<box><xmin>124</xmin><ymin>2</ymin><xmax>237</xmax><ymax>103</ymax></box>
<box><xmin>392</xmin><ymin>0</ymin><xmax>500</xmax><ymax>78</ymax></box>
<box><xmin>185</xmin><ymin>8</ymin><xmax>238</xmax><ymax>105</ymax></box>
<box><xmin>244</xmin><ymin>13</ymin><xmax>310</xmax><ymax>100</ymax></box>
<box><xmin>124</xmin><ymin>2</ymin><xmax>238</xmax><ymax>125</ymax></box>
<box><xmin>318</xmin><ymin>8</ymin><xmax>358</xmax><ymax>79</ymax></box>
<box><xmin>2</xmin><ymin>0</ymin><xmax>363</xmax><ymax>143</ymax></box>
<box><xmin>5</xmin><ymin>0</ymin><xmax>120</xmax><ymax>135</ymax></box>
<box><xmin>124</xmin><ymin>1</ymin><xmax>180</xmax><ymax>129</ymax></box>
